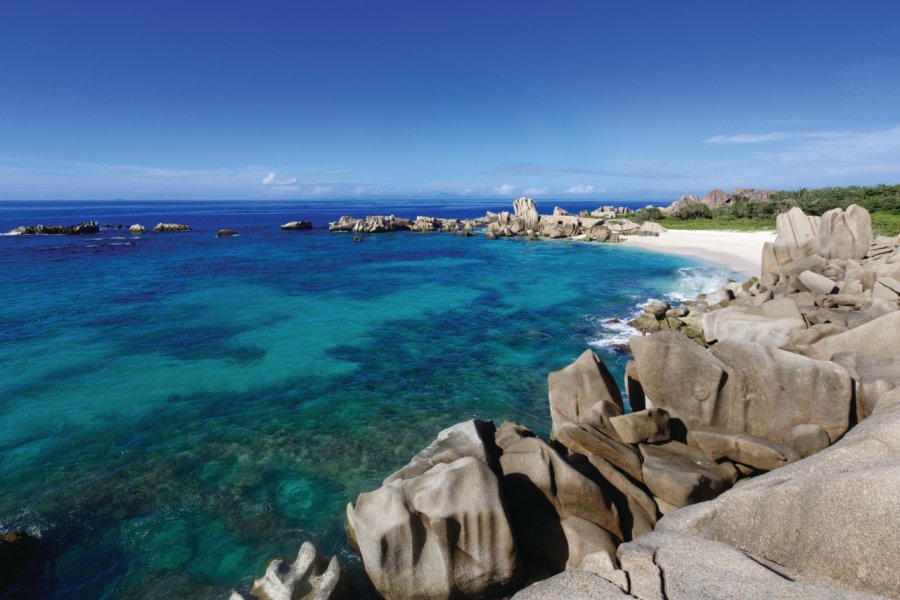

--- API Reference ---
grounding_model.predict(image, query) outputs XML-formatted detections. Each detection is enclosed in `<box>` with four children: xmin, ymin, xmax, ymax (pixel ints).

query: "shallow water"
<box><xmin>0</xmin><ymin>200</ymin><xmax>738</xmax><ymax>598</ymax></box>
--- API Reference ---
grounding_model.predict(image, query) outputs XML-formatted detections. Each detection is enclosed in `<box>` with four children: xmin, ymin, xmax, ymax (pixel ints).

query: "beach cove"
<box><xmin>0</xmin><ymin>199</ymin><xmax>741</xmax><ymax>598</ymax></box>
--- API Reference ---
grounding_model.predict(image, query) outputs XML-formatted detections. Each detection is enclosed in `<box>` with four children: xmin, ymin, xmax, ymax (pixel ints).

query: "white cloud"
<box><xmin>311</xmin><ymin>185</ymin><xmax>331</xmax><ymax>195</ymax></box>
<box><xmin>260</xmin><ymin>171</ymin><xmax>298</xmax><ymax>186</ymax></box>
<box><xmin>494</xmin><ymin>183</ymin><xmax>517</xmax><ymax>195</ymax></box>
<box><xmin>523</xmin><ymin>187</ymin><xmax>548</xmax><ymax>195</ymax></box>
<box><xmin>704</xmin><ymin>131</ymin><xmax>849</xmax><ymax>144</ymax></box>
<box><xmin>461</xmin><ymin>187</ymin><xmax>473</xmax><ymax>195</ymax></box>
<box><xmin>565</xmin><ymin>184</ymin><xmax>595</xmax><ymax>193</ymax></box>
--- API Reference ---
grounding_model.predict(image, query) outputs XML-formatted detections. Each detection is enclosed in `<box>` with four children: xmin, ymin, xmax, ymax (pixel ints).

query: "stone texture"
<box><xmin>805</xmin><ymin>204</ymin><xmax>873</xmax><ymax>261</ymax></box>
<box><xmin>548</xmin><ymin>349</ymin><xmax>623</xmax><ymax>437</ymax></box>
<box><xmin>152</xmin><ymin>222</ymin><xmax>191</xmax><ymax>232</ymax></box>
<box><xmin>280</xmin><ymin>220</ymin><xmax>313</xmax><ymax>230</ymax></box>
<box><xmin>686</xmin><ymin>426</ymin><xmax>802</xmax><ymax>470</ymax></box>
<box><xmin>638</xmin><ymin>442</ymin><xmax>733</xmax><ymax>508</ymax></box>
<box><xmin>497</xmin><ymin>423</ymin><xmax>621</xmax><ymax>572</ymax></box>
<box><xmin>127</xmin><ymin>224</ymin><xmax>145</xmax><ymax>234</ymax></box>
<box><xmin>658</xmin><ymin>400</ymin><xmax>900</xmax><ymax>598</ymax></box>
<box><xmin>512</xmin><ymin>569</ymin><xmax>630</xmax><ymax>599</ymax></box>
<box><xmin>514</xmin><ymin>197</ymin><xmax>541</xmax><ymax>231</ymax></box>
<box><xmin>384</xmin><ymin>419</ymin><xmax>499</xmax><ymax>484</ymax></box>
<box><xmin>799</xmin><ymin>270</ymin><xmax>838</xmax><ymax>294</ymax></box>
<box><xmin>248</xmin><ymin>542</ymin><xmax>352</xmax><ymax>600</ymax></box>
<box><xmin>701</xmin><ymin>297</ymin><xmax>806</xmax><ymax>347</ymax></box>
<box><xmin>809</xmin><ymin>309</ymin><xmax>900</xmax><ymax>360</ymax></box>
<box><xmin>770</xmin><ymin>207</ymin><xmax>821</xmax><ymax>268</ymax></box>
<box><xmin>608</xmin><ymin>409</ymin><xmax>670</xmax><ymax>444</ymax></box>
<box><xmin>347</xmin><ymin>456</ymin><xmax>519</xmax><ymax>599</ymax></box>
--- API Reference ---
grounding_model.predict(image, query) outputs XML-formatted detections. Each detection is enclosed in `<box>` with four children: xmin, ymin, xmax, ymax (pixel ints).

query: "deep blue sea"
<box><xmin>0</xmin><ymin>200</ymin><xmax>738</xmax><ymax>598</ymax></box>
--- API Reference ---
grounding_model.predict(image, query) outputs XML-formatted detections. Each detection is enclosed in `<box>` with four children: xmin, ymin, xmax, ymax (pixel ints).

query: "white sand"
<box><xmin>621</xmin><ymin>229</ymin><xmax>776</xmax><ymax>275</ymax></box>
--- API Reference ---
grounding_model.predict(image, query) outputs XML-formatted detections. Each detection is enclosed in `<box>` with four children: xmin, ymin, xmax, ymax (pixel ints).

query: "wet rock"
<box><xmin>152</xmin><ymin>222</ymin><xmax>191</xmax><ymax>232</ymax></box>
<box><xmin>280</xmin><ymin>220</ymin><xmax>313</xmax><ymax>230</ymax></box>
<box><xmin>128</xmin><ymin>224</ymin><xmax>146</xmax><ymax>234</ymax></box>
<box><xmin>0</xmin><ymin>531</ymin><xmax>43</xmax><ymax>594</ymax></box>
<box><xmin>216</xmin><ymin>229</ymin><xmax>237</xmax><ymax>237</ymax></box>
<box><xmin>9</xmin><ymin>221</ymin><xmax>100</xmax><ymax>235</ymax></box>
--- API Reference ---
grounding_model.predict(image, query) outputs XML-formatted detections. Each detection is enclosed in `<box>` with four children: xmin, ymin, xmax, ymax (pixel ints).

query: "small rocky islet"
<box><xmin>232</xmin><ymin>203</ymin><xmax>899</xmax><ymax>599</ymax></box>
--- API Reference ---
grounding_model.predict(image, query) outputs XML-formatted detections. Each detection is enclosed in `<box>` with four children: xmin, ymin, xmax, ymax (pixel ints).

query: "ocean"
<box><xmin>0</xmin><ymin>200</ymin><xmax>738</xmax><ymax>598</ymax></box>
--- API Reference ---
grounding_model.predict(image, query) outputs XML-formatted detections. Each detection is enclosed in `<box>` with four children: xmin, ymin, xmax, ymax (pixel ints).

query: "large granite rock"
<box><xmin>513</xmin><ymin>197</ymin><xmax>540</xmax><ymax>231</ymax></box>
<box><xmin>280</xmin><ymin>220</ymin><xmax>313</xmax><ymax>230</ymax></box>
<box><xmin>701</xmin><ymin>297</ymin><xmax>806</xmax><ymax>347</ymax></box>
<box><xmin>128</xmin><ymin>224</ymin><xmax>145</xmax><ymax>234</ymax></box>
<box><xmin>638</xmin><ymin>442</ymin><xmax>734</xmax><ymax>508</ymax></box>
<box><xmin>702</xmin><ymin>188</ymin><xmax>730</xmax><ymax>209</ymax></box>
<box><xmin>631</xmin><ymin>331</ymin><xmax>853</xmax><ymax>451</ymax></box>
<box><xmin>769</xmin><ymin>207</ymin><xmax>821</xmax><ymax>268</ymax></box>
<box><xmin>808</xmin><ymin>309</ymin><xmax>900</xmax><ymax>361</ymax></box>
<box><xmin>347</xmin><ymin>455</ymin><xmax>520</xmax><ymax>599</ymax></box>
<box><xmin>384</xmin><ymin>419</ymin><xmax>499</xmax><ymax>484</ymax></box>
<box><xmin>548</xmin><ymin>349</ymin><xmax>623</xmax><ymax>437</ymax></box>
<box><xmin>497</xmin><ymin>423</ymin><xmax>622</xmax><ymax>572</ymax></box>
<box><xmin>242</xmin><ymin>542</ymin><xmax>352</xmax><ymax>600</ymax></box>
<box><xmin>9</xmin><ymin>221</ymin><xmax>100</xmax><ymax>235</ymax></box>
<box><xmin>805</xmin><ymin>204</ymin><xmax>873</xmax><ymax>261</ymax></box>
<box><xmin>152</xmin><ymin>222</ymin><xmax>191</xmax><ymax>232</ymax></box>
<box><xmin>655</xmin><ymin>398</ymin><xmax>900</xmax><ymax>598</ymax></box>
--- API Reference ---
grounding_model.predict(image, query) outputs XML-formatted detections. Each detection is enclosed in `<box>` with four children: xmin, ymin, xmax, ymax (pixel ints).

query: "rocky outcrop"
<box><xmin>152</xmin><ymin>222</ymin><xmax>191</xmax><ymax>232</ymax></box>
<box><xmin>346</xmin><ymin>421</ymin><xmax>520</xmax><ymax>599</ymax></box>
<box><xmin>663</xmin><ymin>195</ymin><xmax>700</xmax><ymax>214</ymax></box>
<box><xmin>9</xmin><ymin>221</ymin><xmax>100</xmax><ymax>235</ymax></box>
<box><xmin>514</xmin><ymin>197</ymin><xmax>541</xmax><ymax>230</ymax></box>
<box><xmin>329</xmin><ymin>215</ymin><xmax>411</xmax><ymax>233</ymax></box>
<box><xmin>280</xmin><ymin>220</ymin><xmax>313</xmax><ymax>230</ymax></box>
<box><xmin>701</xmin><ymin>188</ymin><xmax>730</xmax><ymax>209</ymax></box>
<box><xmin>217</xmin><ymin>229</ymin><xmax>237</xmax><ymax>237</ymax></box>
<box><xmin>0</xmin><ymin>531</ymin><xmax>44</xmax><ymax>596</ymax></box>
<box><xmin>127</xmin><ymin>224</ymin><xmax>145</xmax><ymax>234</ymax></box>
<box><xmin>230</xmin><ymin>542</ymin><xmax>352</xmax><ymax>600</ymax></box>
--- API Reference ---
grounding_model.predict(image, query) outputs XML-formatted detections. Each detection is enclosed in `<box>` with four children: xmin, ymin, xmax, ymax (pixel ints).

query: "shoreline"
<box><xmin>620</xmin><ymin>229</ymin><xmax>776</xmax><ymax>275</ymax></box>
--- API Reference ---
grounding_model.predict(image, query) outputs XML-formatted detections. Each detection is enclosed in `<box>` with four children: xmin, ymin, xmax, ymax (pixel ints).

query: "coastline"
<box><xmin>620</xmin><ymin>229</ymin><xmax>776</xmax><ymax>275</ymax></box>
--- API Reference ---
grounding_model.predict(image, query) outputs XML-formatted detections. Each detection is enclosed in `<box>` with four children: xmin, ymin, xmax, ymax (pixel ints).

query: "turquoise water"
<box><xmin>0</xmin><ymin>201</ymin><xmax>736</xmax><ymax>598</ymax></box>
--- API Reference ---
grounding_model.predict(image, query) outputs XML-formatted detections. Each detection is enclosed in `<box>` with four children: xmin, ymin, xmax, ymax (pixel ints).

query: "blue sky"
<box><xmin>1</xmin><ymin>0</ymin><xmax>899</xmax><ymax>200</ymax></box>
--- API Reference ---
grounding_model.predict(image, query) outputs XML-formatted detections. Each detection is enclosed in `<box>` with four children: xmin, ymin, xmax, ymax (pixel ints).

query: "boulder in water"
<box><xmin>127</xmin><ymin>224</ymin><xmax>145</xmax><ymax>234</ymax></box>
<box><xmin>280</xmin><ymin>220</ymin><xmax>313</xmax><ymax>230</ymax></box>
<box><xmin>152</xmin><ymin>222</ymin><xmax>191</xmax><ymax>232</ymax></box>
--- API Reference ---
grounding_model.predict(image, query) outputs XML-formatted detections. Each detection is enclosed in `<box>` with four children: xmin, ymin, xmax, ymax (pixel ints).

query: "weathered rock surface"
<box><xmin>384</xmin><ymin>419</ymin><xmax>499</xmax><ymax>484</ymax></box>
<box><xmin>9</xmin><ymin>221</ymin><xmax>100</xmax><ymax>235</ymax></box>
<box><xmin>808</xmin><ymin>309</ymin><xmax>900</xmax><ymax>360</ymax></box>
<box><xmin>497</xmin><ymin>423</ymin><xmax>622</xmax><ymax>572</ymax></box>
<box><xmin>152</xmin><ymin>222</ymin><xmax>191</xmax><ymax>232</ymax></box>
<box><xmin>655</xmin><ymin>398</ymin><xmax>900</xmax><ymax>598</ymax></box>
<box><xmin>237</xmin><ymin>542</ymin><xmax>352</xmax><ymax>600</ymax></box>
<box><xmin>217</xmin><ymin>229</ymin><xmax>238</xmax><ymax>237</ymax></box>
<box><xmin>514</xmin><ymin>197</ymin><xmax>541</xmax><ymax>230</ymax></box>
<box><xmin>548</xmin><ymin>349</ymin><xmax>623</xmax><ymax>437</ymax></box>
<box><xmin>638</xmin><ymin>442</ymin><xmax>734</xmax><ymax>508</ymax></box>
<box><xmin>280</xmin><ymin>220</ymin><xmax>313</xmax><ymax>230</ymax></box>
<box><xmin>631</xmin><ymin>331</ymin><xmax>854</xmax><ymax>450</ymax></box>
<box><xmin>348</xmin><ymin>451</ymin><xmax>519</xmax><ymax>598</ymax></box>
<box><xmin>128</xmin><ymin>224</ymin><xmax>145</xmax><ymax>234</ymax></box>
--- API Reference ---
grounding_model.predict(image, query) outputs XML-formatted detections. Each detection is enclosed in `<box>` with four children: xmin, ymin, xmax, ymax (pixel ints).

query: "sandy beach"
<box><xmin>622</xmin><ymin>229</ymin><xmax>777</xmax><ymax>275</ymax></box>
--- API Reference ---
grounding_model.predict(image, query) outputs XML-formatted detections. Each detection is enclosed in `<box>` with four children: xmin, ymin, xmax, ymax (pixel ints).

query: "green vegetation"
<box><xmin>632</xmin><ymin>184</ymin><xmax>900</xmax><ymax>236</ymax></box>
